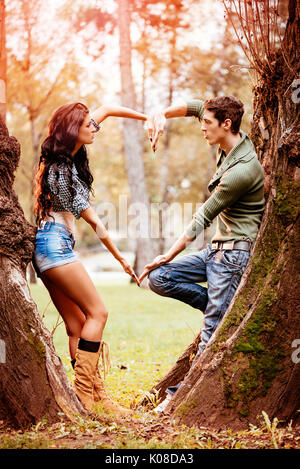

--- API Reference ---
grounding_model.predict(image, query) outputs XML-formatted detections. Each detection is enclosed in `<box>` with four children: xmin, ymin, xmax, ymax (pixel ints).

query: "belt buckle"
<box><xmin>211</xmin><ymin>242</ymin><xmax>219</xmax><ymax>250</ymax></box>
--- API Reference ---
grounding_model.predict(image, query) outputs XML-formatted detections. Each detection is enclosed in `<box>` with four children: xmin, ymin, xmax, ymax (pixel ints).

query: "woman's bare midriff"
<box><xmin>45</xmin><ymin>211</ymin><xmax>76</xmax><ymax>235</ymax></box>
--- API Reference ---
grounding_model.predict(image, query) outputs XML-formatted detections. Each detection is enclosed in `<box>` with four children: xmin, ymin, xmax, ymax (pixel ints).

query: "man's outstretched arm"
<box><xmin>148</xmin><ymin>100</ymin><xmax>204</xmax><ymax>151</ymax></box>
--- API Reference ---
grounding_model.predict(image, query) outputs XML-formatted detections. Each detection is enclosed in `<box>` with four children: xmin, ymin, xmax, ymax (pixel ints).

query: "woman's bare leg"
<box><xmin>41</xmin><ymin>261</ymin><xmax>108</xmax><ymax>342</ymax></box>
<box><xmin>40</xmin><ymin>260</ymin><xmax>130</xmax><ymax>414</ymax></box>
<box><xmin>41</xmin><ymin>275</ymin><xmax>86</xmax><ymax>359</ymax></box>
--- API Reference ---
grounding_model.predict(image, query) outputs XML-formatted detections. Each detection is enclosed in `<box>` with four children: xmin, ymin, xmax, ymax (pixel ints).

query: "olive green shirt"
<box><xmin>185</xmin><ymin>99</ymin><xmax>265</xmax><ymax>243</ymax></box>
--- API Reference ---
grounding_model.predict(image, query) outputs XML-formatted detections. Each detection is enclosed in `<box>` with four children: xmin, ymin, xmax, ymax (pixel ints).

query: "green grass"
<box><xmin>29</xmin><ymin>278</ymin><xmax>202</xmax><ymax>408</ymax></box>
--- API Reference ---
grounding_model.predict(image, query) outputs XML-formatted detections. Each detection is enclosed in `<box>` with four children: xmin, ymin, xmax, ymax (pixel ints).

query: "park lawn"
<box><xmin>29</xmin><ymin>279</ymin><xmax>202</xmax><ymax>409</ymax></box>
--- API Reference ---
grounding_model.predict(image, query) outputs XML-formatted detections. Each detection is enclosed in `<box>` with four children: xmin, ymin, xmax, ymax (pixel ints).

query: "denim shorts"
<box><xmin>33</xmin><ymin>221</ymin><xmax>78</xmax><ymax>277</ymax></box>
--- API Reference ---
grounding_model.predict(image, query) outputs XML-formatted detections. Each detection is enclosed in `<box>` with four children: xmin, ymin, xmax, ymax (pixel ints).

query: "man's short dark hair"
<box><xmin>203</xmin><ymin>96</ymin><xmax>244</xmax><ymax>134</ymax></box>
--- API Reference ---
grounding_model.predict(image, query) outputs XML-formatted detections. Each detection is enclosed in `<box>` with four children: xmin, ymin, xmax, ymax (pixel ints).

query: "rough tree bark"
<box><xmin>0</xmin><ymin>0</ymin><xmax>6</xmax><ymax>123</ymax></box>
<box><xmin>117</xmin><ymin>0</ymin><xmax>154</xmax><ymax>280</ymax></box>
<box><xmin>0</xmin><ymin>119</ymin><xmax>85</xmax><ymax>427</ymax></box>
<box><xmin>145</xmin><ymin>1</ymin><xmax>300</xmax><ymax>430</ymax></box>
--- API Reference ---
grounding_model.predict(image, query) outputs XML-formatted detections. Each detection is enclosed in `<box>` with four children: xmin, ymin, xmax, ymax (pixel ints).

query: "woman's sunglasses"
<box><xmin>91</xmin><ymin>118</ymin><xmax>102</xmax><ymax>132</ymax></box>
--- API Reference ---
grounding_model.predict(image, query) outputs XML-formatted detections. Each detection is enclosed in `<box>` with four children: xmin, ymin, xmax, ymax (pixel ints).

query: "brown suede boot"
<box><xmin>74</xmin><ymin>341</ymin><xmax>101</xmax><ymax>412</ymax></box>
<box><xmin>93</xmin><ymin>341</ymin><xmax>132</xmax><ymax>416</ymax></box>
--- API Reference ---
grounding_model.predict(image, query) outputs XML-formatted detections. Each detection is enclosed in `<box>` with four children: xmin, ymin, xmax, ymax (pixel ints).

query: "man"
<box><xmin>139</xmin><ymin>96</ymin><xmax>264</xmax><ymax>410</ymax></box>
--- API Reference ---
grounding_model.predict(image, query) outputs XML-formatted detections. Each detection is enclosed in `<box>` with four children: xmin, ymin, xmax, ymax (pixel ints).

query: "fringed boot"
<box><xmin>73</xmin><ymin>338</ymin><xmax>101</xmax><ymax>412</ymax></box>
<box><xmin>93</xmin><ymin>341</ymin><xmax>132</xmax><ymax>416</ymax></box>
<box><xmin>72</xmin><ymin>340</ymin><xmax>132</xmax><ymax>416</ymax></box>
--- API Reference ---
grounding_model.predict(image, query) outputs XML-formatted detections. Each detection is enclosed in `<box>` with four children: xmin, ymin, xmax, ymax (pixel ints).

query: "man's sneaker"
<box><xmin>153</xmin><ymin>394</ymin><xmax>172</xmax><ymax>414</ymax></box>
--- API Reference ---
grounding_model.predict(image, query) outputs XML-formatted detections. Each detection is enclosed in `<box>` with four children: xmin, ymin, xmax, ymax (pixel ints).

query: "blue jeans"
<box><xmin>148</xmin><ymin>244</ymin><xmax>250</xmax><ymax>394</ymax></box>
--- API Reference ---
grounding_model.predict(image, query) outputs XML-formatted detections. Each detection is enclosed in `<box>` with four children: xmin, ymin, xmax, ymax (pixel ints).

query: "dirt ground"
<box><xmin>0</xmin><ymin>408</ymin><xmax>299</xmax><ymax>450</ymax></box>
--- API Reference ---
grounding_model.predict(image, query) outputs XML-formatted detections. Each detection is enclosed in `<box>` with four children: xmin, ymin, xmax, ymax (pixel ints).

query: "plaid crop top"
<box><xmin>48</xmin><ymin>163</ymin><xmax>90</xmax><ymax>219</ymax></box>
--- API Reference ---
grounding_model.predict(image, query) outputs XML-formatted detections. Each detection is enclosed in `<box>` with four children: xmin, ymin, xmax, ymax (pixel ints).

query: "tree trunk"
<box><xmin>0</xmin><ymin>0</ymin><xmax>6</xmax><ymax>123</ymax></box>
<box><xmin>26</xmin><ymin>114</ymin><xmax>40</xmax><ymax>284</ymax></box>
<box><xmin>117</xmin><ymin>0</ymin><xmax>154</xmax><ymax>280</ymax></box>
<box><xmin>0</xmin><ymin>118</ymin><xmax>85</xmax><ymax>427</ymax></box>
<box><xmin>146</xmin><ymin>1</ymin><xmax>300</xmax><ymax>430</ymax></box>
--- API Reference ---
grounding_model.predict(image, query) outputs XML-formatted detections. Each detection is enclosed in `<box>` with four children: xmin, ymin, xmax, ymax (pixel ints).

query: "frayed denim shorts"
<box><xmin>33</xmin><ymin>221</ymin><xmax>78</xmax><ymax>277</ymax></box>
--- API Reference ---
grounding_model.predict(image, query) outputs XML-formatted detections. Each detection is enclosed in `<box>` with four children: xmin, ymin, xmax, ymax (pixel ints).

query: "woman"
<box><xmin>33</xmin><ymin>102</ymin><xmax>146</xmax><ymax>415</ymax></box>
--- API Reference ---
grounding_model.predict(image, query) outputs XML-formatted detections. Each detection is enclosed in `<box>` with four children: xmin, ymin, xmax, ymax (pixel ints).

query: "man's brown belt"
<box><xmin>211</xmin><ymin>240</ymin><xmax>252</xmax><ymax>251</ymax></box>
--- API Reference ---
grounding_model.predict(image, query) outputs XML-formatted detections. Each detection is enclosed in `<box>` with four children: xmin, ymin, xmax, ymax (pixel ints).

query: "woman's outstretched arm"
<box><xmin>80</xmin><ymin>207</ymin><xmax>139</xmax><ymax>285</ymax></box>
<box><xmin>91</xmin><ymin>105</ymin><xmax>147</xmax><ymax>125</ymax></box>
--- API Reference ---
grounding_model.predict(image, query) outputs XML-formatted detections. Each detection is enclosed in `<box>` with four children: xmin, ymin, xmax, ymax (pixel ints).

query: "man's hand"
<box><xmin>139</xmin><ymin>232</ymin><xmax>194</xmax><ymax>283</ymax></box>
<box><xmin>139</xmin><ymin>254</ymin><xmax>170</xmax><ymax>283</ymax></box>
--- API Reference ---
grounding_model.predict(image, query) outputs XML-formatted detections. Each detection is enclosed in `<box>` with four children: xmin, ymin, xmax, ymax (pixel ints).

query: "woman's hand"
<box><xmin>81</xmin><ymin>208</ymin><xmax>140</xmax><ymax>285</ymax></box>
<box><xmin>147</xmin><ymin>113</ymin><xmax>166</xmax><ymax>152</ymax></box>
<box><xmin>119</xmin><ymin>257</ymin><xmax>140</xmax><ymax>286</ymax></box>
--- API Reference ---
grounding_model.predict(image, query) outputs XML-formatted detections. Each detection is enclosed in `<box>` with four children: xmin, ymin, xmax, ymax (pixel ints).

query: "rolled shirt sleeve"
<box><xmin>186</xmin><ymin>99</ymin><xmax>205</xmax><ymax>120</ymax></box>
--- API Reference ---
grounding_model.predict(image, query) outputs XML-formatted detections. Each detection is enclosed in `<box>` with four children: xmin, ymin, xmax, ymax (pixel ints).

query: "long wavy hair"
<box><xmin>34</xmin><ymin>102</ymin><xmax>94</xmax><ymax>226</ymax></box>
